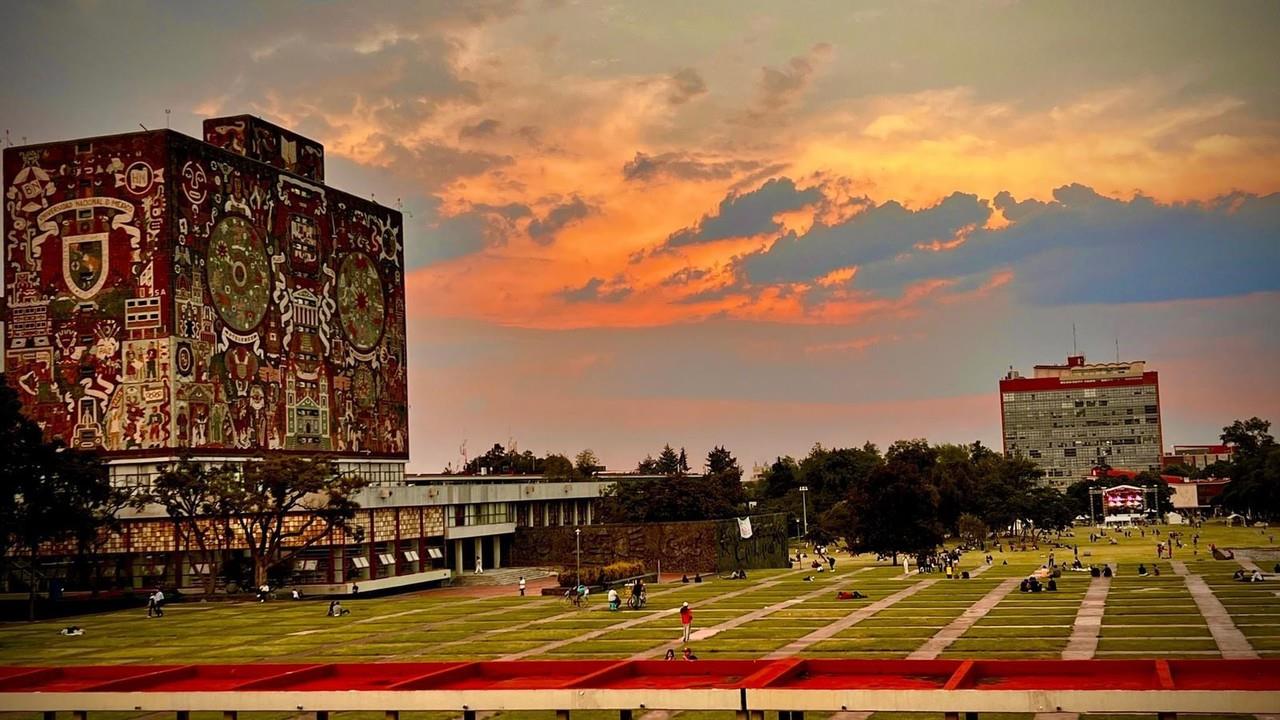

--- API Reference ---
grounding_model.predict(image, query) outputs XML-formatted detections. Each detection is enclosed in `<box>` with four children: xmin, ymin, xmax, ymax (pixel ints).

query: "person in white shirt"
<box><xmin>518</xmin><ymin>577</ymin><xmax>526</xmax><ymax>596</ymax></box>
<box><xmin>607</xmin><ymin>587</ymin><xmax>620</xmax><ymax>610</ymax></box>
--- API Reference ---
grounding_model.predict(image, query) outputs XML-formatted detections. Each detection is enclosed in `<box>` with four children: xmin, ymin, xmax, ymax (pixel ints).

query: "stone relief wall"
<box><xmin>511</xmin><ymin>514</ymin><xmax>789</xmax><ymax>574</ymax></box>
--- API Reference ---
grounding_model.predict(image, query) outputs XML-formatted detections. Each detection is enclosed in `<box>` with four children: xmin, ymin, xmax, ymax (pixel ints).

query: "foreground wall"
<box><xmin>511</xmin><ymin>514</ymin><xmax>789</xmax><ymax>574</ymax></box>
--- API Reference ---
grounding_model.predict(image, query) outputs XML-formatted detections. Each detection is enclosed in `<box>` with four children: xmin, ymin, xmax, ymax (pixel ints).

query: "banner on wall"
<box><xmin>737</xmin><ymin>516</ymin><xmax>753</xmax><ymax>539</ymax></box>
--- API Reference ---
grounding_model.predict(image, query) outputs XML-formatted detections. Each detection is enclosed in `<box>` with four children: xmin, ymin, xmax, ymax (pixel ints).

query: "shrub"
<box><xmin>557</xmin><ymin>560</ymin><xmax>647</xmax><ymax>587</ymax></box>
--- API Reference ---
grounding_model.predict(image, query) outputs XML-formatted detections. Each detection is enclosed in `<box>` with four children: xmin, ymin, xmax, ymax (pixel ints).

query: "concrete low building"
<box><xmin>10</xmin><ymin>474</ymin><xmax>612</xmax><ymax>597</ymax></box>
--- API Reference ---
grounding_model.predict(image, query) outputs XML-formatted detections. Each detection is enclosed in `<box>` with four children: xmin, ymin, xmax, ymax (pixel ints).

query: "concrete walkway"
<box><xmin>1171</xmin><ymin>560</ymin><xmax>1258</xmax><ymax>659</ymax></box>
<box><xmin>764</xmin><ymin>578</ymin><xmax>938</xmax><ymax>658</ymax></box>
<box><xmin>384</xmin><ymin>573</ymin><xmax>702</xmax><ymax>660</ymax></box>
<box><xmin>502</xmin><ymin>568</ymin><xmax>807</xmax><ymax>659</ymax></box>
<box><xmin>906</xmin><ymin>577</ymin><xmax>1020</xmax><ymax>659</ymax></box>
<box><xmin>635</xmin><ymin>567</ymin><xmax>877</xmax><ymax>659</ymax></box>
<box><xmin>1062</xmin><ymin>575</ymin><xmax>1111</xmax><ymax>659</ymax></box>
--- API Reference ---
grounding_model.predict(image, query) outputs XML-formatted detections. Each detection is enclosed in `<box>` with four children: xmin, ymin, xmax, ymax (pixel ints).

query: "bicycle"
<box><xmin>626</xmin><ymin>592</ymin><xmax>647</xmax><ymax>610</ymax></box>
<box><xmin>561</xmin><ymin>589</ymin><xmax>590</xmax><ymax>609</ymax></box>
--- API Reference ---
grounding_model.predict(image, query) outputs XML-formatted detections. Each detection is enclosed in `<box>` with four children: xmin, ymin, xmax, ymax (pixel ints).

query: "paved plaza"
<box><xmin>1</xmin><ymin>523</ymin><xmax>1277</xmax><ymax>720</ymax></box>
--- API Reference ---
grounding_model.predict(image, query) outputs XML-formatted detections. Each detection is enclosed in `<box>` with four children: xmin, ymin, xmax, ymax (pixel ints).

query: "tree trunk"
<box><xmin>27</xmin><ymin>546</ymin><xmax>37</xmax><ymax>622</ymax></box>
<box><xmin>253</xmin><ymin>553</ymin><xmax>268</xmax><ymax>588</ymax></box>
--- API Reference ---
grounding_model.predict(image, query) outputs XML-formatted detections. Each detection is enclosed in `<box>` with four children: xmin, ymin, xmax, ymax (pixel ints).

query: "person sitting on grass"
<box><xmin>1252</xmin><ymin>569</ymin><xmax>1265</xmax><ymax>582</ymax></box>
<box><xmin>1047</xmin><ymin>578</ymin><xmax>1058</xmax><ymax>592</ymax></box>
<box><xmin>836</xmin><ymin>590</ymin><xmax>867</xmax><ymax>600</ymax></box>
<box><xmin>327</xmin><ymin>600</ymin><xmax>350</xmax><ymax>617</ymax></box>
<box><xmin>1102</xmin><ymin>565</ymin><xmax>1113</xmax><ymax>578</ymax></box>
<box><xmin>1233</xmin><ymin>569</ymin><xmax>1246</xmax><ymax>581</ymax></box>
<box><xmin>664</xmin><ymin>648</ymin><xmax>676</xmax><ymax>660</ymax></box>
<box><xmin>60</xmin><ymin>626</ymin><xmax>84</xmax><ymax>636</ymax></box>
<box><xmin>693</xmin><ymin>573</ymin><xmax>702</xmax><ymax>583</ymax></box>
<box><xmin>1138</xmin><ymin>563</ymin><xmax>1148</xmax><ymax>576</ymax></box>
<box><xmin>681</xmin><ymin>574</ymin><xmax>690</xmax><ymax>584</ymax></box>
<box><xmin>682</xmin><ymin>646</ymin><xmax>698</xmax><ymax>660</ymax></box>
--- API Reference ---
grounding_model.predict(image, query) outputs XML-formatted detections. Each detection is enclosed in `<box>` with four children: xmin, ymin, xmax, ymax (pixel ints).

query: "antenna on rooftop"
<box><xmin>459</xmin><ymin>439</ymin><xmax>469</xmax><ymax>470</ymax></box>
<box><xmin>1072</xmin><ymin>323</ymin><xmax>1078</xmax><ymax>356</ymax></box>
<box><xmin>139</xmin><ymin>123</ymin><xmax>149</xmax><ymax>132</ymax></box>
<box><xmin>1115</xmin><ymin>336</ymin><xmax>1120</xmax><ymax>363</ymax></box>
<box><xmin>165</xmin><ymin>109</ymin><xmax>171</xmax><ymax>129</ymax></box>
<box><xmin>2</xmin><ymin>130</ymin><xmax>10</xmax><ymax>148</ymax></box>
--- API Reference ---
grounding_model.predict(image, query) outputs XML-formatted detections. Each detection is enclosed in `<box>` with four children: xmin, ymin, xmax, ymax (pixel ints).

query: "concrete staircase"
<box><xmin>451</xmin><ymin>567</ymin><xmax>556</xmax><ymax>587</ymax></box>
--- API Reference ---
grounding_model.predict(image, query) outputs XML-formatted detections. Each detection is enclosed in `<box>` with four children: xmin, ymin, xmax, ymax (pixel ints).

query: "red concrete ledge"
<box><xmin>1</xmin><ymin>659</ymin><xmax>1278</xmax><ymax>693</ymax></box>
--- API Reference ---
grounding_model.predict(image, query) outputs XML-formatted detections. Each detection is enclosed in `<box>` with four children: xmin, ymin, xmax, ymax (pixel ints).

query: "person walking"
<box><xmin>475</xmin><ymin>555</ymin><xmax>483</xmax><ymax>574</ymax></box>
<box><xmin>679</xmin><ymin>602</ymin><xmax>693</xmax><ymax>643</ymax></box>
<box><xmin>518</xmin><ymin>576</ymin><xmax>526</xmax><ymax>596</ymax></box>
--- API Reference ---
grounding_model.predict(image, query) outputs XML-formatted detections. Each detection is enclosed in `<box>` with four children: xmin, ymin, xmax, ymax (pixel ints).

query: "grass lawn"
<box><xmin>0</xmin><ymin>520</ymin><xmax>1276</xmax><ymax>672</ymax></box>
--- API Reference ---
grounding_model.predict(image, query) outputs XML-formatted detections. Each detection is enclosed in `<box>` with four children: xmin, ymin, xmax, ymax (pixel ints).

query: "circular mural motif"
<box><xmin>336</xmin><ymin>252</ymin><xmax>386</xmax><ymax>351</ymax></box>
<box><xmin>206</xmin><ymin>216</ymin><xmax>270</xmax><ymax>333</ymax></box>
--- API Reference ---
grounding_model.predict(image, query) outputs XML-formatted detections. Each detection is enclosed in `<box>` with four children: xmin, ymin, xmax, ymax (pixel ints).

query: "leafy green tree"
<box><xmin>1219</xmin><ymin>417</ymin><xmax>1279</xmax><ymax>519</ymax></box>
<box><xmin>574</xmin><ymin>449</ymin><xmax>602</xmax><ymax>476</ymax></box>
<box><xmin>1132</xmin><ymin>470</ymin><xmax>1175</xmax><ymax>515</ymax></box>
<box><xmin>761</xmin><ymin>456</ymin><xmax>799</xmax><ymax>500</ymax></box>
<box><xmin>843</xmin><ymin>459</ymin><xmax>943</xmax><ymax>563</ymax></box>
<box><xmin>957</xmin><ymin>513</ymin><xmax>989</xmax><ymax>549</ymax></box>
<box><xmin>223</xmin><ymin>457</ymin><xmax>369</xmax><ymax>587</ymax></box>
<box><xmin>1</xmin><ymin>376</ymin><xmax>113</xmax><ymax>619</ymax></box>
<box><xmin>142</xmin><ymin>456</ymin><xmax>240</xmax><ymax>596</ymax></box>
<box><xmin>542</xmin><ymin>453</ymin><xmax>578</xmax><ymax>482</ymax></box>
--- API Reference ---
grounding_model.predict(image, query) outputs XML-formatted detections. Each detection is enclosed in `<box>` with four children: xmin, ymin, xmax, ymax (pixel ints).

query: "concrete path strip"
<box><xmin>384</xmin><ymin>574</ymin><xmax>703</xmax><ymax>660</ymax></box>
<box><xmin>634</xmin><ymin>567</ymin><xmax>877</xmax><ymax>659</ymax></box>
<box><xmin>501</xmin><ymin>568</ymin><xmax>808</xmax><ymax>660</ymax></box>
<box><xmin>907</xmin><ymin>577</ymin><xmax>1020</xmax><ymax>660</ymax></box>
<box><xmin>1171</xmin><ymin>560</ymin><xmax>1259</xmax><ymax>659</ymax></box>
<box><xmin>1062</xmin><ymin>575</ymin><xmax>1111</xmax><ymax>660</ymax></box>
<box><xmin>764</xmin><ymin>578</ymin><xmax>938</xmax><ymax>658</ymax></box>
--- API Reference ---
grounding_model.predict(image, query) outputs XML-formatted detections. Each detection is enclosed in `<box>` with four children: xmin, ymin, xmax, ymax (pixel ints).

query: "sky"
<box><xmin>3</xmin><ymin>0</ymin><xmax>1279</xmax><ymax>473</ymax></box>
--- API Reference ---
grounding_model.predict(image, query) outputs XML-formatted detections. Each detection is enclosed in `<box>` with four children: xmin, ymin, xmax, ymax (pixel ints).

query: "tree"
<box><xmin>141</xmin><ymin>456</ymin><xmax>241</xmax><ymax>596</ymax></box>
<box><xmin>760</xmin><ymin>456</ymin><xmax>799</xmax><ymax>500</ymax></box>
<box><xmin>678</xmin><ymin>447</ymin><xmax>691</xmax><ymax>475</ymax></box>
<box><xmin>703</xmin><ymin>446</ymin><xmax>746</xmax><ymax>518</ymax></box>
<box><xmin>957</xmin><ymin>513</ymin><xmax>990</xmax><ymax>550</ymax></box>
<box><xmin>635</xmin><ymin>454</ymin><xmax>660</xmax><ymax>474</ymax></box>
<box><xmin>1132</xmin><ymin>470</ymin><xmax>1175</xmax><ymax>516</ymax></box>
<box><xmin>574</xmin><ymin>449</ymin><xmax>602</xmax><ymax>476</ymax></box>
<box><xmin>1219</xmin><ymin>417</ymin><xmax>1280</xmax><ymax>519</ymax></box>
<box><xmin>1</xmin><ymin>376</ymin><xmax>113</xmax><ymax>619</ymax></box>
<box><xmin>656</xmin><ymin>444</ymin><xmax>681</xmax><ymax>475</ymax></box>
<box><xmin>223</xmin><ymin>457</ymin><xmax>369</xmax><ymax>587</ymax></box>
<box><xmin>842</xmin><ymin>460</ymin><xmax>943</xmax><ymax>563</ymax></box>
<box><xmin>542</xmin><ymin>453</ymin><xmax>578</xmax><ymax>482</ymax></box>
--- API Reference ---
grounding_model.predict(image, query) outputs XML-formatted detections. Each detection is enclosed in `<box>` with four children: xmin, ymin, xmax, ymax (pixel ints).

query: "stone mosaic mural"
<box><xmin>3</xmin><ymin>118</ymin><xmax>408</xmax><ymax>459</ymax></box>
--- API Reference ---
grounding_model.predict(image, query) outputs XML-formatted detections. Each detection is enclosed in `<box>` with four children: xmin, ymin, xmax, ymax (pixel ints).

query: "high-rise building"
<box><xmin>3</xmin><ymin>115</ymin><xmax>408</xmax><ymax>486</ymax></box>
<box><xmin>1000</xmin><ymin>355</ymin><xmax>1162</xmax><ymax>488</ymax></box>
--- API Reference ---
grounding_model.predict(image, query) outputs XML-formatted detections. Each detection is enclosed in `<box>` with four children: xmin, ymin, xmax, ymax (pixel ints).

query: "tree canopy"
<box><xmin>1219</xmin><ymin>417</ymin><xmax>1279</xmax><ymax>519</ymax></box>
<box><xmin>1</xmin><ymin>375</ymin><xmax>115</xmax><ymax>618</ymax></box>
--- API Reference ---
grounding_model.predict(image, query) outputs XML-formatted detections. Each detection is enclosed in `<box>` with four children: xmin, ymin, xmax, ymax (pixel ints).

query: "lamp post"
<box><xmin>1089</xmin><ymin>486</ymin><xmax>1104</xmax><ymax>527</ymax></box>
<box><xmin>798</xmin><ymin>486</ymin><xmax>809</xmax><ymax>538</ymax></box>
<box><xmin>574</xmin><ymin>527</ymin><xmax>581</xmax><ymax>585</ymax></box>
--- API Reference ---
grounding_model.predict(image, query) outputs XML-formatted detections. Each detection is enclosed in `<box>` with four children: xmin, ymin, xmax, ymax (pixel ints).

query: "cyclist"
<box><xmin>629</xmin><ymin>578</ymin><xmax>647</xmax><ymax>609</ymax></box>
<box><xmin>575</xmin><ymin>582</ymin><xmax>589</xmax><ymax>607</ymax></box>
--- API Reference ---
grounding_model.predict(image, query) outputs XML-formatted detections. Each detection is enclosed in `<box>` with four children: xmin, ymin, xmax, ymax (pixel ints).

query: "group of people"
<box><xmin>1233</xmin><ymin>568</ymin><xmax>1268</xmax><ymax>582</ymax></box>
<box><xmin>1019</xmin><ymin>575</ymin><xmax>1057</xmax><ymax>592</ymax></box>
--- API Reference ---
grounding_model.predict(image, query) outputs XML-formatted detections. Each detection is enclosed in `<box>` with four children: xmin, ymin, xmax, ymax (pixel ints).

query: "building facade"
<box><xmin>1162</xmin><ymin>444</ymin><xmax>1233</xmax><ymax>472</ymax></box>
<box><xmin>3</xmin><ymin>115</ymin><xmax>408</xmax><ymax>487</ymax></box>
<box><xmin>1000</xmin><ymin>355</ymin><xmax>1163</xmax><ymax>488</ymax></box>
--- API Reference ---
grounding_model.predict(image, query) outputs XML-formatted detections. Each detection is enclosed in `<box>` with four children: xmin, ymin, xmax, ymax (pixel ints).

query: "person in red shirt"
<box><xmin>680</xmin><ymin>602</ymin><xmax>693</xmax><ymax>643</ymax></box>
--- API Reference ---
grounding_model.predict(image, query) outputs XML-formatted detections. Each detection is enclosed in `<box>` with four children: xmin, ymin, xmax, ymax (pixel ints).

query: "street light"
<box><xmin>574</xmin><ymin>527</ymin><xmax>581</xmax><ymax>586</ymax></box>
<box><xmin>798</xmin><ymin>486</ymin><xmax>809</xmax><ymax>538</ymax></box>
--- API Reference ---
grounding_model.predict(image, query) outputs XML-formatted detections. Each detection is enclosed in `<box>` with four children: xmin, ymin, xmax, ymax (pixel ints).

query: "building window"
<box><xmin>351</xmin><ymin>556</ymin><xmax>370</xmax><ymax>569</ymax></box>
<box><xmin>1064</xmin><ymin>448</ymin><xmax>1077</xmax><ymax>457</ymax></box>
